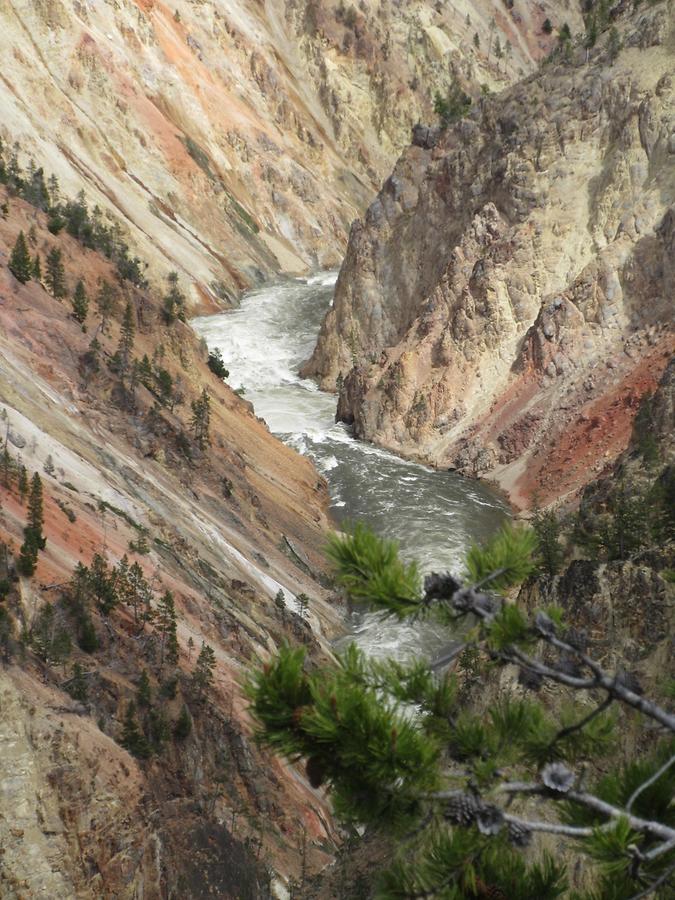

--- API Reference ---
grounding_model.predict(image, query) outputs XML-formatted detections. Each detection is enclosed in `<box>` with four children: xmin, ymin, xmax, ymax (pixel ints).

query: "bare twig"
<box><xmin>442</xmin><ymin>589</ymin><xmax>675</xmax><ymax>732</ymax></box>
<box><xmin>496</xmin><ymin>782</ymin><xmax>675</xmax><ymax>843</ymax></box>
<box><xmin>546</xmin><ymin>696</ymin><xmax>613</xmax><ymax>752</ymax></box>
<box><xmin>626</xmin><ymin>754</ymin><xmax>675</xmax><ymax>813</ymax></box>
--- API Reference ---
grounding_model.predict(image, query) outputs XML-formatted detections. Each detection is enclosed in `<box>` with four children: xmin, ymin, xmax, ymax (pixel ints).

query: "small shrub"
<box><xmin>207</xmin><ymin>348</ymin><xmax>229</xmax><ymax>381</ymax></box>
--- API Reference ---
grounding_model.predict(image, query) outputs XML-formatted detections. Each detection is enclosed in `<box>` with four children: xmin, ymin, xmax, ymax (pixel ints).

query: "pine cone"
<box><xmin>443</xmin><ymin>792</ymin><xmax>479</xmax><ymax>826</ymax></box>
<box><xmin>305</xmin><ymin>756</ymin><xmax>326</xmax><ymax>789</ymax></box>
<box><xmin>563</xmin><ymin>627</ymin><xmax>588</xmax><ymax>652</ymax></box>
<box><xmin>507</xmin><ymin>821</ymin><xmax>532</xmax><ymax>847</ymax></box>
<box><xmin>424</xmin><ymin>571</ymin><xmax>462</xmax><ymax>600</ymax></box>
<box><xmin>475</xmin><ymin>880</ymin><xmax>508</xmax><ymax>900</ymax></box>
<box><xmin>541</xmin><ymin>762</ymin><xmax>575</xmax><ymax>793</ymax></box>
<box><xmin>518</xmin><ymin>667</ymin><xmax>543</xmax><ymax>691</ymax></box>
<box><xmin>476</xmin><ymin>804</ymin><xmax>504</xmax><ymax>836</ymax></box>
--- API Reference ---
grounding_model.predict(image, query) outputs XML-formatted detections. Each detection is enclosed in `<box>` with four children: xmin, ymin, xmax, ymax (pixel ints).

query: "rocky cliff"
<box><xmin>305</xmin><ymin>1</ymin><xmax>674</xmax><ymax>509</ymax></box>
<box><xmin>0</xmin><ymin>0</ymin><xmax>575</xmax><ymax>310</ymax></box>
<box><xmin>0</xmin><ymin>185</ymin><xmax>344</xmax><ymax>897</ymax></box>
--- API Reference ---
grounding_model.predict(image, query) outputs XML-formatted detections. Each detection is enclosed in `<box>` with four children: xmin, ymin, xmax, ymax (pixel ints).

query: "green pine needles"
<box><xmin>249</xmin><ymin>523</ymin><xmax>675</xmax><ymax>898</ymax></box>
<box><xmin>326</xmin><ymin>523</ymin><xmax>422</xmax><ymax>617</ymax></box>
<box><xmin>248</xmin><ymin>643</ymin><xmax>440</xmax><ymax>832</ymax></box>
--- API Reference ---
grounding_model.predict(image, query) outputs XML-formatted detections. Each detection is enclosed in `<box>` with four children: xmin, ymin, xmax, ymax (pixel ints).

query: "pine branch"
<box><xmin>543</xmin><ymin>633</ymin><xmax>675</xmax><ymax>732</ymax></box>
<box><xmin>643</xmin><ymin>836</ymin><xmax>675</xmax><ymax>862</ymax></box>
<box><xmin>545</xmin><ymin>697</ymin><xmax>613</xmax><ymax>752</ymax></box>
<box><xmin>501</xmin><ymin>812</ymin><xmax>594</xmax><ymax>838</ymax></box>
<box><xmin>626</xmin><ymin>753</ymin><xmax>675</xmax><ymax>813</ymax></box>
<box><xmin>503</xmin><ymin>646</ymin><xmax>597</xmax><ymax>690</ymax></box>
<box><xmin>497</xmin><ymin>782</ymin><xmax>675</xmax><ymax>843</ymax></box>
<box><xmin>626</xmin><ymin>859</ymin><xmax>675</xmax><ymax>900</ymax></box>
<box><xmin>441</xmin><ymin>589</ymin><xmax>675</xmax><ymax>732</ymax></box>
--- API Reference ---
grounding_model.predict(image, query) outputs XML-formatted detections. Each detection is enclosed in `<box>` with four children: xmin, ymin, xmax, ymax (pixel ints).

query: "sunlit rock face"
<box><xmin>0</xmin><ymin>0</ymin><xmax>571</xmax><ymax>310</ymax></box>
<box><xmin>305</xmin><ymin>4</ymin><xmax>674</xmax><ymax>508</ymax></box>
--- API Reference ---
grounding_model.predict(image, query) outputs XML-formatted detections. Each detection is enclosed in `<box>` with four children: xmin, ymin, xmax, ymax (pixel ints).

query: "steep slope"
<box><xmin>0</xmin><ymin>189</ymin><xmax>343</xmax><ymax>897</ymax></box>
<box><xmin>0</xmin><ymin>0</ymin><xmax>578</xmax><ymax>310</ymax></box>
<box><xmin>304</xmin><ymin>2</ymin><xmax>674</xmax><ymax>509</ymax></box>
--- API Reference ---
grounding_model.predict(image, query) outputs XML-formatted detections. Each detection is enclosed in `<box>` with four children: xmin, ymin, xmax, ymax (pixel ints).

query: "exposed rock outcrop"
<box><xmin>0</xmin><ymin>190</ymin><xmax>340</xmax><ymax>897</ymax></box>
<box><xmin>305</xmin><ymin>3</ymin><xmax>675</xmax><ymax>509</ymax></box>
<box><xmin>0</xmin><ymin>0</ymin><xmax>577</xmax><ymax>310</ymax></box>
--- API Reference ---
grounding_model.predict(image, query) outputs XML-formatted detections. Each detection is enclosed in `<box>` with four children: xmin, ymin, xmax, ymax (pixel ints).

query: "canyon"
<box><xmin>0</xmin><ymin>0</ymin><xmax>574</xmax><ymax>308</ymax></box>
<box><xmin>305</xmin><ymin>1</ymin><xmax>674</xmax><ymax>509</ymax></box>
<box><xmin>0</xmin><ymin>0</ymin><xmax>673</xmax><ymax>898</ymax></box>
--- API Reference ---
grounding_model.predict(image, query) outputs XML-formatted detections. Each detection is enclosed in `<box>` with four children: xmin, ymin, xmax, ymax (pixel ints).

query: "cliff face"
<box><xmin>0</xmin><ymin>189</ymin><xmax>343</xmax><ymax>897</ymax></box>
<box><xmin>305</xmin><ymin>3</ymin><xmax>675</xmax><ymax>509</ymax></box>
<box><xmin>0</xmin><ymin>0</ymin><xmax>575</xmax><ymax>310</ymax></box>
<box><xmin>519</xmin><ymin>355</ymin><xmax>674</xmax><ymax>716</ymax></box>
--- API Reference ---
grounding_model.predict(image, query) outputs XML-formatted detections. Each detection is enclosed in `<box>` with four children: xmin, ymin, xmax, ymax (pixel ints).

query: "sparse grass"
<box><xmin>98</xmin><ymin>499</ymin><xmax>142</xmax><ymax>531</ymax></box>
<box><xmin>56</xmin><ymin>498</ymin><xmax>77</xmax><ymax>523</ymax></box>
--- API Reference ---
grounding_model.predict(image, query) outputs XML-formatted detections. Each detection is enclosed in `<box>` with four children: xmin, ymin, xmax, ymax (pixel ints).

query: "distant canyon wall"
<box><xmin>0</xmin><ymin>0</ymin><xmax>572</xmax><ymax>309</ymax></box>
<box><xmin>304</xmin><ymin>2</ymin><xmax>675</xmax><ymax>509</ymax></box>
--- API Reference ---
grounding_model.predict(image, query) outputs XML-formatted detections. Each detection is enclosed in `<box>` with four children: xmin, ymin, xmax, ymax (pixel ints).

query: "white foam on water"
<box><xmin>193</xmin><ymin>272</ymin><xmax>510</xmax><ymax>661</ymax></box>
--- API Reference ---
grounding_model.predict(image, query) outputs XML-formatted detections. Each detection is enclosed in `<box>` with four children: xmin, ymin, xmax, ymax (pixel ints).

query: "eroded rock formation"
<box><xmin>305</xmin><ymin>2</ymin><xmax>674</xmax><ymax>508</ymax></box>
<box><xmin>0</xmin><ymin>0</ymin><xmax>574</xmax><ymax>310</ymax></box>
<box><xmin>0</xmin><ymin>188</ymin><xmax>340</xmax><ymax>897</ymax></box>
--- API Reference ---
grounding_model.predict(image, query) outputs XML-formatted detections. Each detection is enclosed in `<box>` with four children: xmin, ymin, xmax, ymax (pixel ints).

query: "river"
<box><xmin>192</xmin><ymin>273</ymin><xmax>509</xmax><ymax>660</ymax></box>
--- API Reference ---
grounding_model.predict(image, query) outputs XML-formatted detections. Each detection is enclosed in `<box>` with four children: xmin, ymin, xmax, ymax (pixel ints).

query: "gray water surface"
<box><xmin>193</xmin><ymin>274</ymin><xmax>509</xmax><ymax>660</ymax></box>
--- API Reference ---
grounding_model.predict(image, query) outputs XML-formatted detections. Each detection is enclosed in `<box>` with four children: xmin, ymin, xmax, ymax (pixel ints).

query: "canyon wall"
<box><xmin>305</xmin><ymin>1</ymin><xmax>675</xmax><ymax>509</ymax></box>
<box><xmin>0</xmin><ymin>187</ymin><xmax>344</xmax><ymax>897</ymax></box>
<box><xmin>0</xmin><ymin>0</ymin><xmax>575</xmax><ymax>310</ymax></box>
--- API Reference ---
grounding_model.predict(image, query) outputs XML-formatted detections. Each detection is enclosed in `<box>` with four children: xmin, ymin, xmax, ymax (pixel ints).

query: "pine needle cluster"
<box><xmin>250</xmin><ymin>523</ymin><xmax>675</xmax><ymax>898</ymax></box>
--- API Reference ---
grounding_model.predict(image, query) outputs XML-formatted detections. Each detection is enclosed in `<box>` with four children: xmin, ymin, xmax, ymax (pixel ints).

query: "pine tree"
<box><xmin>17</xmin><ymin>464</ymin><xmax>28</xmax><ymax>503</ymax></box>
<box><xmin>249</xmin><ymin>523</ymin><xmax>675</xmax><ymax>898</ymax></box>
<box><xmin>19</xmin><ymin>471</ymin><xmax>47</xmax><ymax>574</ymax></box>
<box><xmin>156</xmin><ymin>590</ymin><xmax>179</xmax><ymax>672</ymax></box>
<box><xmin>121</xmin><ymin>701</ymin><xmax>151</xmax><ymax>758</ymax></box>
<box><xmin>32</xmin><ymin>253</ymin><xmax>42</xmax><ymax>280</ymax></box>
<box><xmin>607</xmin><ymin>25</ymin><xmax>622</xmax><ymax>61</ymax></box>
<box><xmin>532</xmin><ymin>508</ymin><xmax>563</xmax><ymax>578</ymax></box>
<box><xmin>116</xmin><ymin>301</ymin><xmax>135</xmax><ymax>374</ymax></box>
<box><xmin>137</xmin><ymin>668</ymin><xmax>152</xmax><ymax>707</ymax></box>
<box><xmin>297</xmin><ymin>593</ymin><xmax>310</xmax><ymax>620</ymax></box>
<box><xmin>126</xmin><ymin>560</ymin><xmax>152</xmax><ymax>624</ymax></box>
<box><xmin>207</xmin><ymin>347</ymin><xmax>229</xmax><ymax>381</ymax></box>
<box><xmin>173</xmin><ymin>704</ymin><xmax>192</xmax><ymax>740</ymax></box>
<box><xmin>31</xmin><ymin>603</ymin><xmax>71</xmax><ymax>665</ymax></box>
<box><xmin>9</xmin><ymin>231</ymin><xmax>33</xmax><ymax>283</ymax></box>
<box><xmin>92</xmin><ymin>553</ymin><xmax>120</xmax><ymax>614</ymax></box>
<box><xmin>45</xmin><ymin>246</ymin><xmax>66</xmax><ymax>299</ymax></box>
<box><xmin>66</xmin><ymin>662</ymin><xmax>89</xmax><ymax>702</ymax></box>
<box><xmin>17</xmin><ymin>539</ymin><xmax>38</xmax><ymax>576</ymax></box>
<box><xmin>71</xmin><ymin>279</ymin><xmax>89</xmax><ymax>325</ymax></box>
<box><xmin>190</xmin><ymin>389</ymin><xmax>211</xmax><ymax>450</ymax></box>
<box><xmin>96</xmin><ymin>280</ymin><xmax>117</xmax><ymax>334</ymax></box>
<box><xmin>162</xmin><ymin>271</ymin><xmax>186</xmax><ymax>324</ymax></box>
<box><xmin>27</xmin><ymin>472</ymin><xmax>45</xmax><ymax>539</ymax></box>
<box><xmin>192</xmin><ymin>641</ymin><xmax>216</xmax><ymax>700</ymax></box>
<box><xmin>148</xmin><ymin>706</ymin><xmax>170</xmax><ymax>750</ymax></box>
<box><xmin>1</xmin><ymin>441</ymin><xmax>11</xmax><ymax>489</ymax></box>
<box><xmin>78</xmin><ymin>614</ymin><xmax>99</xmax><ymax>653</ymax></box>
<box><xmin>47</xmin><ymin>173</ymin><xmax>61</xmax><ymax>208</ymax></box>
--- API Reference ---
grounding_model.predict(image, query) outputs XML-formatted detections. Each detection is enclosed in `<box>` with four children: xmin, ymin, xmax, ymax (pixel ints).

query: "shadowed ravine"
<box><xmin>193</xmin><ymin>274</ymin><xmax>509</xmax><ymax>659</ymax></box>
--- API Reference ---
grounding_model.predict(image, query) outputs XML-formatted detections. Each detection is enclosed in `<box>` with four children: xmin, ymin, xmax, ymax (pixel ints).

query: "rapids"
<box><xmin>193</xmin><ymin>274</ymin><xmax>509</xmax><ymax>659</ymax></box>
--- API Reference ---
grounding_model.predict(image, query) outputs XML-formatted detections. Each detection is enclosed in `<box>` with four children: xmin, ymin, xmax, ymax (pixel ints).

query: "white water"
<box><xmin>193</xmin><ymin>274</ymin><xmax>508</xmax><ymax>660</ymax></box>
